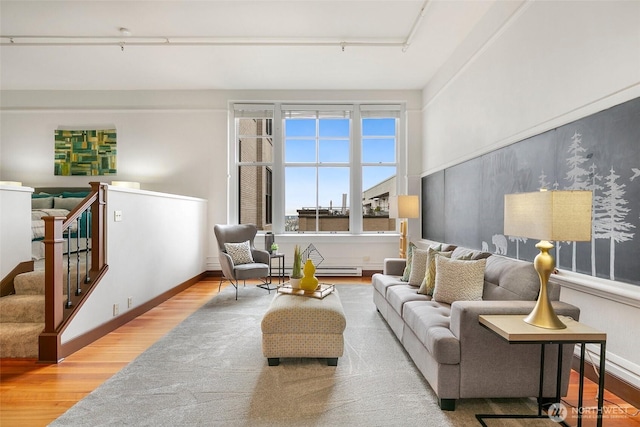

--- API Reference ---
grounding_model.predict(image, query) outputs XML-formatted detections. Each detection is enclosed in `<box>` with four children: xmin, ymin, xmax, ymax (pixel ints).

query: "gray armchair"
<box><xmin>214</xmin><ymin>224</ymin><xmax>271</xmax><ymax>299</ymax></box>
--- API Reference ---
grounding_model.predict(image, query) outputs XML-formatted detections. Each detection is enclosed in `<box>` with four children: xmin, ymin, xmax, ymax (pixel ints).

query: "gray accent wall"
<box><xmin>423</xmin><ymin>97</ymin><xmax>640</xmax><ymax>286</ymax></box>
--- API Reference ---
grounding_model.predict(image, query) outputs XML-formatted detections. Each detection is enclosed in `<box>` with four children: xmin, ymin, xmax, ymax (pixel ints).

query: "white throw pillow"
<box><xmin>432</xmin><ymin>256</ymin><xmax>486</xmax><ymax>304</ymax></box>
<box><xmin>407</xmin><ymin>248</ymin><xmax>429</xmax><ymax>287</ymax></box>
<box><xmin>224</xmin><ymin>241</ymin><xmax>254</xmax><ymax>265</ymax></box>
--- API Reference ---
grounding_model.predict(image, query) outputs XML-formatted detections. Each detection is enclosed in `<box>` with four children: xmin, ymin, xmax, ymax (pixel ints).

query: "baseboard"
<box><xmin>58</xmin><ymin>272</ymin><xmax>207</xmax><ymax>361</ymax></box>
<box><xmin>572</xmin><ymin>354</ymin><xmax>640</xmax><ymax>409</ymax></box>
<box><xmin>205</xmin><ymin>270</ymin><xmax>380</xmax><ymax>278</ymax></box>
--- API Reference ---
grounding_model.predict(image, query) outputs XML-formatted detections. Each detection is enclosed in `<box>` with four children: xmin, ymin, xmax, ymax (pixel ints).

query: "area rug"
<box><xmin>51</xmin><ymin>285</ymin><xmax>554</xmax><ymax>426</ymax></box>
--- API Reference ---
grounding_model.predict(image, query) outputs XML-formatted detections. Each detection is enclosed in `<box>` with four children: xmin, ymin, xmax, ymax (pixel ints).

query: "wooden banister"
<box><xmin>39</xmin><ymin>182</ymin><xmax>108</xmax><ymax>363</ymax></box>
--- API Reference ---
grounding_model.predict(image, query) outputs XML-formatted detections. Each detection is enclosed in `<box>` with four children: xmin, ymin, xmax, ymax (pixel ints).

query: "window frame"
<box><xmin>229</xmin><ymin>102</ymin><xmax>407</xmax><ymax>235</ymax></box>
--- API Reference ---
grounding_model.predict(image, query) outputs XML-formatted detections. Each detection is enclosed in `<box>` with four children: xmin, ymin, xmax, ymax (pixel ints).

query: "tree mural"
<box><xmin>600</xmin><ymin>167</ymin><xmax>635</xmax><ymax>280</ymax></box>
<box><xmin>588</xmin><ymin>162</ymin><xmax>605</xmax><ymax>276</ymax></box>
<box><xmin>564</xmin><ymin>131</ymin><xmax>591</xmax><ymax>271</ymax></box>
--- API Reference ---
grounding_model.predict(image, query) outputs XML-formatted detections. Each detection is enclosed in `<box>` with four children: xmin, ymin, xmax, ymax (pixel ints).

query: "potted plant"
<box><xmin>290</xmin><ymin>245</ymin><xmax>303</xmax><ymax>289</ymax></box>
<box><xmin>270</xmin><ymin>243</ymin><xmax>279</xmax><ymax>254</ymax></box>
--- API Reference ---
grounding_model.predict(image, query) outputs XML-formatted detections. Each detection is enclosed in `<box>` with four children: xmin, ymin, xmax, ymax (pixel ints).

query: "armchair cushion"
<box><xmin>224</xmin><ymin>240</ymin><xmax>254</xmax><ymax>265</ymax></box>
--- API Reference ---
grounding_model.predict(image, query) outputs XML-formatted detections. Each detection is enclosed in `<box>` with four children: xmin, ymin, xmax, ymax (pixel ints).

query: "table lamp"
<box><xmin>504</xmin><ymin>190</ymin><xmax>592</xmax><ymax>329</ymax></box>
<box><xmin>389</xmin><ymin>195</ymin><xmax>420</xmax><ymax>258</ymax></box>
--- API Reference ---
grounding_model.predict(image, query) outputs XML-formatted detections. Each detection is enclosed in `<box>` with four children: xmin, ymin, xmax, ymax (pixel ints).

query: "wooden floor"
<box><xmin>1</xmin><ymin>277</ymin><xmax>638</xmax><ymax>427</ymax></box>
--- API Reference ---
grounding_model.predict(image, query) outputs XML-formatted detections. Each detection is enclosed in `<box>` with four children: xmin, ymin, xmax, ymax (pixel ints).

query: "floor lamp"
<box><xmin>389</xmin><ymin>195</ymin><xmax>420</xmax><ymax>259</ymax></box>
<box><xmin>504</xmin><ymin>190</ymin><xmax>592</xmax><ymax>329</ymax></box>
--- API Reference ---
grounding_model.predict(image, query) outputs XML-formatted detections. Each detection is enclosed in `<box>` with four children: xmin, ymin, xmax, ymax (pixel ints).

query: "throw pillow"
<box><xmin>401</xmin><ymin>242</ymin><xmax>417</xmax><ymax>281</ymax></box>
<box><xmin>224</xmin><ymin>241</ymin><xmax>254</xmax><ymax>265</ymax></box>
<box><xmin>432</xmin><ymin>256</ymin><xmax>486</xmax><ymax>304</ymax></box>
<box><xmin>417</xmin><ymin>248</ymin><xmax>452</xmax><ymax>295</ymax></box>
<box><xmin>53</xmin><ymin>197</ymin><xmax>83</xmax><ymax>210</ymax></box>
<box><xmin>31</xmin><ymin>196</ymin><xmax>54</xmax><ymax>209</ymax></box>
<box><xmin>407</xmin><ymin>248</ymin><xmax>429</xmax><ymax>287</ymax></box>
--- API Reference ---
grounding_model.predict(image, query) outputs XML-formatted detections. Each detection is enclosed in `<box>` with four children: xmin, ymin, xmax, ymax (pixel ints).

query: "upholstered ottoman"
<box><xmin>261</xmin><ymin>290</ymin><xmax>346</xmax><ymax>366</ymax></box>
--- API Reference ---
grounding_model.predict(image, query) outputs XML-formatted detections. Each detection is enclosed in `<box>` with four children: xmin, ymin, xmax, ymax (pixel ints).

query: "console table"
<box><xmin>478</xmin><ymin>314</ymin><xmax>606</xmax><ymax>427</ymax></box>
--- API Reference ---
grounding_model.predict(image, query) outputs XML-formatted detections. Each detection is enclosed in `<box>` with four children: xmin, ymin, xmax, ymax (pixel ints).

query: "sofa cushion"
<box><xmin>483</xmin><ymin>256</ymin><xmax>542</xmax><ymax>301</ymax></box>
<box><xmin>433</xmin><ymin>257</ymin><xmax>486</xmax><ymax>304</ymax></box>
<box><xmin>371</xmin><ymin>273</ymin><xmax>406</xmax><ymax>298</ymax></box>
<box><xmin>403</xmin><ymin>301</ymin><xmax>460</xmax><ymax>365</ymax></box>
<box><xmin>451</xmin><ymin>247</ymin><xmax>491</xmax><ymax>261</ymax></box>
<box><xmin>386</xmin><ymin>284</ymin><xmax>430</xmax><ymax>316</ymax></box>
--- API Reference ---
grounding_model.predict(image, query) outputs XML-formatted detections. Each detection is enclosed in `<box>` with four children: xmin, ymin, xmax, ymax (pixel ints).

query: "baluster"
<box><xmin>85</xmin><ymin>208</ymin><xmax>90</xmax><ymax>283</ymax></box>
<box><xmin>76</xmin><ymin>216</ymin><xmax>81</xmax><ymax>296</ymax></box>
<box><xmin>65</xmin><ymin>230</ymin><xmax>72</xmax><ymax>308</ymax></box>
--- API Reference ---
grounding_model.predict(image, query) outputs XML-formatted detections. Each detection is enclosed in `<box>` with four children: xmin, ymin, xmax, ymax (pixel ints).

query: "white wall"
<box><xmin>62</xmin><ymin>186</ymin><xmax>207</xmax><ymax>342</ymax></box>
<box><xmin>0</xmin><ymin>89</ymin><xmax>423</xmax><ymax>272</ymax></box>
<box><xmin>0</xmin><ymin>185</ymin><xmax>32</xmax><ymax>278</ymax></box>
<box><xmin>421</xmin><ymin>0</ymin><xmax>640</xmax><ymax>388</ymax></box>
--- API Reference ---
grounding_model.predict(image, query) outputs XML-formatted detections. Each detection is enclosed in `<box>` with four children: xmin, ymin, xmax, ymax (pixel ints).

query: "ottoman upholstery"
<box><xmin>261</xmin><ymin>290</ymin><xmax>346</xmax><ymax>366</ymax></box>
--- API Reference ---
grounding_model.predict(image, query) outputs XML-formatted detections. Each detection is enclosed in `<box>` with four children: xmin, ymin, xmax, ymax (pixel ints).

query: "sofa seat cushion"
<box><xmin>371</xmin><ymin>273</ymin><xmax>406</xmax><ymax>298</ymax></box>
<box><xmin>403</xmin><ymin>301</ymin><xmax>460</xmax><ymax>365</ymax></box>
<box><xmin>386</xmin><ymin>284</ymin><xmax>431</xmax><ymax>316</ymax></box>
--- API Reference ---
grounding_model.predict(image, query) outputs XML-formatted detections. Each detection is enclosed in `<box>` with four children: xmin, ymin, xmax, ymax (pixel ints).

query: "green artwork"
<box><xmin>54</xmin><ymin>129</ymin><xmax>117</xmax><ymax>176</ymax></box>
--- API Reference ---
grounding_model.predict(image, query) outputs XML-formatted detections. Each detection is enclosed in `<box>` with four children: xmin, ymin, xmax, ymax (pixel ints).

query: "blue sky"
<box><xmin>284</xmin><ymin>118</ymin><xmax>396</xmax><ymax>215</ymax></box>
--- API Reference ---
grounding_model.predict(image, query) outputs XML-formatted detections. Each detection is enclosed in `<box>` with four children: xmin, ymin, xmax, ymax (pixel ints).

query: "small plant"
<box><xmin>291</xmin><ymin>245</ymin><xmax>302</xmax><ymax>279</ymax></box>
<box><xmin>270</xmin><ymin>243</ymin><xmax>279</xmax><ymax>253</ymax></box>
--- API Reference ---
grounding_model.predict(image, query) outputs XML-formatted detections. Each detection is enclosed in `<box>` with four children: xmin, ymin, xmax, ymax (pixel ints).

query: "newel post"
<box><xmin>90</xmin><ymin>182</ymin><xmax>107</xmax><ymax>273</ymax></box>
<box><xmin>39</xmin><ymin>216</ymin><xmax>65</xmax><ymax>362</ymax></box>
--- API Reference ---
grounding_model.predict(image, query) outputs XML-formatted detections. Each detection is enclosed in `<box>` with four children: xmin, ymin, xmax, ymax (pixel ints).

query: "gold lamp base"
<box><xmin>524</xmin><ymin>240</ymin><xmax>566</xmax><ymax>329</ymax></box>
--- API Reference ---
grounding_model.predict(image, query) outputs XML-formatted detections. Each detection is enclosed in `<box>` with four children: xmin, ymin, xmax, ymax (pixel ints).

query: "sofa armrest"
<box><xmin>449</xmin><ymin>300</ymin><xmax>581</xmax><ymax>398</ymax></box>
<box><xmin>383</xmin><ymin>258</ymin><xmax>406</xmax><ymax>276</ymax></box>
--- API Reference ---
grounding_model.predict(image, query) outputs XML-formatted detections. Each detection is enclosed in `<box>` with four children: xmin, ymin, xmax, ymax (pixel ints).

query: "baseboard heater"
<box><xmin>284</xmin><ymin>267</ymin><xmax>362</xmax><ymax>277</ymax></box>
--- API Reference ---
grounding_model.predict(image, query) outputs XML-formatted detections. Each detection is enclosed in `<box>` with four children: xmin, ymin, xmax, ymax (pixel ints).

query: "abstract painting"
<box><xmin>54</xmin><ymin>129</ymin><xmax>117</xmax><ymax>176</ymax></box>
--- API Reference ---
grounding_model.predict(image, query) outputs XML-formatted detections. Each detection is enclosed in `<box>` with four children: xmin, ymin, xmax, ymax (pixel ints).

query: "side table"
<box><xmin>478</xmin><ymin>314</ymin><xmax>606</xmax><ymax>427</ymax></box>
<box><xmin>268</xmin><ymin>253</ymin><xmax>285</xmax><ymax>285</ymax></box>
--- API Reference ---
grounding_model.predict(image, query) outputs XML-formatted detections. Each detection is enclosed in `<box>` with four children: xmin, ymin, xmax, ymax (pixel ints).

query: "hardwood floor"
<box><xmin>1</xmin><ymin>277</ymin><xmax>638</xmax><ymax>427</ymax></box>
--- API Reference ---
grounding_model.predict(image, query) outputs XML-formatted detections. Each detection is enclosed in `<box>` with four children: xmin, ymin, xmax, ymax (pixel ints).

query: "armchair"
<box><xmin>214</xmin><ymin>224</ymin><xmax>271</xmax><ymax>300</ymax></box>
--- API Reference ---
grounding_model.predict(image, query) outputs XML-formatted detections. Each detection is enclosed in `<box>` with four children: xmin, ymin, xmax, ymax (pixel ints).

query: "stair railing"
<box><xmin>39</xmin><ymin>182</ymin><xmax>109</xmax><ymax>363</ymax></box>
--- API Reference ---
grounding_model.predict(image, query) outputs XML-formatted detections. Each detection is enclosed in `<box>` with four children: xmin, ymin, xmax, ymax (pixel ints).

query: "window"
<box><xmin>231</xmin><ymin>103</ymin><xmax>404</xmax><ymax>234</ymax></box>
<box><xmin>283</xmin><ymin>107</ymin><xmax>352</xmax><ymax>232</ymax></box>
<box><xmin>361</xmin><ymin>106</ymin><xmax>400</xmax><ymax>232</ymax></box>
<box><xmin>234</xmin><ymin>105</ymin><xmax>274</xmax><ymax>230</ymax></box>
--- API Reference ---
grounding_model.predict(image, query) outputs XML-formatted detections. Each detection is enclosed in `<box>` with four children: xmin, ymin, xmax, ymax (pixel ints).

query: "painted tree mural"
<box><xmin>564</xmin><ymin>131</ymin><xmax>591</xmax><ymax>271</ymax></box>
<box><xmin>587</xmin><ymin>162</ymin><xmax>605</xmax><ymax>276</ymax></box>
<box><xmin>600</xmin><ymin>167</ymin><xmax>635</xmax><ymax>280</ymax></box>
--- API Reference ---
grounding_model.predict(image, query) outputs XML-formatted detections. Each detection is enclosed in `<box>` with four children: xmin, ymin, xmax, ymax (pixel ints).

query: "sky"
<box><xmin>284</xmin><ymin>117</ymin><xmax>396</xmax><ymax>215</ymax></box>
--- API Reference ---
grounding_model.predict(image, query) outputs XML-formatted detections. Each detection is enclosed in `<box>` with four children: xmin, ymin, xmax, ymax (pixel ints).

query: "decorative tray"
<box><xmin>277</xmin><ymin>283</ymin><xmax>335</xmax><ymax>299</ymax></box>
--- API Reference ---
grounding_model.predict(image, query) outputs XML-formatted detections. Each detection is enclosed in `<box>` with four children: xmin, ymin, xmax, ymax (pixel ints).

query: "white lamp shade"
<box><xmin>504</xmin><ymin>190</ymin><xmax>592</xmax><ymax>242</ymax></box>
<box><xmin>389</xmin><ymin>195</ymin><xmax>420</xmax><ymax>219</ymax></box>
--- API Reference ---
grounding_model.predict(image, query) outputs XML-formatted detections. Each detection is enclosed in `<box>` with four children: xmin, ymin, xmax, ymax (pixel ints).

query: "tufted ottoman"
<box><xmin>261</xmin><ymin>290</ymin><xmax>346</xmax><ymax>366</ymax></box>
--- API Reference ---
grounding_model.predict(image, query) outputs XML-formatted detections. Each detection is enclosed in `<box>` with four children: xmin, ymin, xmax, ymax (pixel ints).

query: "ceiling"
<box><xmin>0</xmin><ymin>1</ymin><xmax>495</xmax><ymax>91</ymax></box>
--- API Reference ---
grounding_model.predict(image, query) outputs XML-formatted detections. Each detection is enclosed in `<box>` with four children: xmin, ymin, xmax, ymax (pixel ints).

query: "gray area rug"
<box><xmin>51</xmin><ymin>285</ymin><xmax>556</xmax><ymax>426</ymax></box>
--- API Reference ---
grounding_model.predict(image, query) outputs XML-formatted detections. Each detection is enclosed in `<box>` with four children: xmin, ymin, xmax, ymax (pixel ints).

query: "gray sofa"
<box><xmin>372</xmin><ymin>241</ymin><xmax>581</xmax><ymax>411</ymax></box>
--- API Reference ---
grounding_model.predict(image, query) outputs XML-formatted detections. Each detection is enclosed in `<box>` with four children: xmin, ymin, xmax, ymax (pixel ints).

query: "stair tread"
<box><xmin>0</xmin><ymin>322</ymin><xmax>44</xmax><ymax>358</ymax></box>
<box><xmin>0</xmin><ymin>295</ymin><xmax>45</xmax><ymax>323</ymax></box>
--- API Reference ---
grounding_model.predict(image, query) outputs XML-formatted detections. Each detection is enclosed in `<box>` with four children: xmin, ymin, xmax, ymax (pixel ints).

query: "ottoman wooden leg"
<box><xmin>327</xmin><ymin>358</ymin><xmax>338</xmax><ymax>366</ymax></box>
<box><xmin>268</xmin><ymin>358</ymin><xmax>280</xmax><ymax>366</ymax></box>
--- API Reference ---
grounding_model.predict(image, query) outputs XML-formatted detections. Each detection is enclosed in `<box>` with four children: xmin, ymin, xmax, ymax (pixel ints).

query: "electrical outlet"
<box><xmin>114</xmin><ymin>210</ymin><xmax>123</xmax><ymax>222</ymax></box>
<box><xmin>113</xmin><ymin>303</ymin><xmax>119</xmax><ymax>316</ymax></box>
<box><xmin>128</xmin><ymin>297</ymin><xmax>133</xmax><ymax>308</ymax></box>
